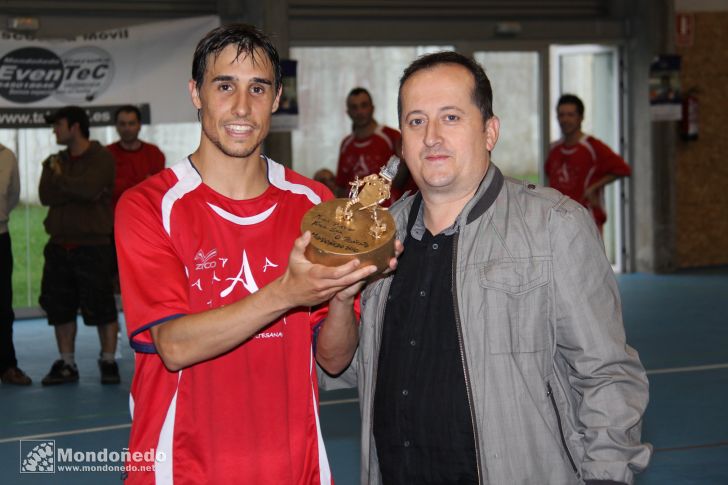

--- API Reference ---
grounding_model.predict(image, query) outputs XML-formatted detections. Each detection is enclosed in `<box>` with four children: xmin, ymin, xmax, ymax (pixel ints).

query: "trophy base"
<box><xmin>301</xmin><ymin>198</ymin><xmax>396</xmax><ymax>273</ymax></box>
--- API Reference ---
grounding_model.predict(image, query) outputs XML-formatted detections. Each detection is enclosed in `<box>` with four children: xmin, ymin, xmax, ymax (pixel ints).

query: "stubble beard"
<box><xmin>202</xmin><ymin>122</ymin><xmax>262</xmax><ymax>160</ymax></box>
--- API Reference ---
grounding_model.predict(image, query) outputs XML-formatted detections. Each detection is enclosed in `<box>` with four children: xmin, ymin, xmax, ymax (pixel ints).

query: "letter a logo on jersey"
<box><xmin>221</xmin><ymin>250</ymin><xmax>259</xmax><ymax>297</ymax></box>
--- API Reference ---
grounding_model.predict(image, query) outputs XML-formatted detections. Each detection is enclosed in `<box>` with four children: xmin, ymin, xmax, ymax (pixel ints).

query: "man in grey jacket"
<box><xmin>316</xmin><ymin>52</ymin><xmax>652</xmax><ymax>484</ymax></box>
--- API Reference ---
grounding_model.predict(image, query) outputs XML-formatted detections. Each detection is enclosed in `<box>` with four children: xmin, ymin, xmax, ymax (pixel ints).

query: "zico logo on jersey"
<box><xmin>194</xmin><ymin>248</ymin><xmax>217</xmax><ymax>270</ymax></box>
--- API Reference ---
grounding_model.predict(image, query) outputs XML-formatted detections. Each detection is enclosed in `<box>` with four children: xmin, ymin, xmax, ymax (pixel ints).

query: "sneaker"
<box><xmin>41</xmin><ymin>360</ymin><xmax>79</xmax><ymax>386</ymax></box>
<box><xmin>0</xmin><ymin>367</ymin><xmax>32</xmax><ymax>386</ymax></box>
<box><xmin>98</xmin><ymin>359</ymin><xmax>120</xmax><ymax>385</ymax></box>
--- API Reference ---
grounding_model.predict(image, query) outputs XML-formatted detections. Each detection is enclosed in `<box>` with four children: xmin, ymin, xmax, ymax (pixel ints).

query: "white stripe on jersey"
<box><xmin>310</xmin><ymin>351</ymin><xmax>333</xmax><ymax>484</ymax></box>
<box><xmin>578</xmin><ymin>135</ymin><xmax>598</xmax><ymax>191</ymax></box>
<box><xmin>162</xmin><ymin>157</ymin><xmax>320</xmax><ymax>234</ymax></box>
<box><xmin>578</xmin><ymin>134</ymin><xmax>598</xmax><ymax>161</ymax></box>
<box><xmin>155</xmin><ymin>371</ymin><xmax>182</xmax><ymax>484</ymax></box>
<box><xmin>162</xmin><ymin>161</ymin><xmax>202</xmax><ymax>236</ymax></box>
<box><xmin>266</xmin><ymin>156</ymin><xmax>322</xmax><ymax>205</ymax></box>
<box><xmin>207</xmin><ymin>202</ymin><xmax>278</xmax><ymax>225</ymax></box>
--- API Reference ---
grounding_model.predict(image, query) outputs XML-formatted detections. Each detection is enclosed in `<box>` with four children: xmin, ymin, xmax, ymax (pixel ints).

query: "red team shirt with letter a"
<box><xmin>115</xmin><ymin>157</ymin><xmax>334</xmax><ymax>485</ymax></box>
<box><xmin>545</xmin><ymin>134</ymin><xmax>630</xmax><ymax>231</ymax></box>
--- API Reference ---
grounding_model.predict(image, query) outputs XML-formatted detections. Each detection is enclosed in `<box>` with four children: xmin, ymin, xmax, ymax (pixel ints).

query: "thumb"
<box><xmin>291</xmin><ymin>231</ymin><xmax>312</xmax><ymax>259</ymax></box>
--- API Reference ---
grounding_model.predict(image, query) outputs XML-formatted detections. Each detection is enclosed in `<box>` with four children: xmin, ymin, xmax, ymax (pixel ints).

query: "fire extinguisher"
<box><xmin>681</xmin><ymin>89</ymin><xmax>699</xmax><ymax>141</ymax></box>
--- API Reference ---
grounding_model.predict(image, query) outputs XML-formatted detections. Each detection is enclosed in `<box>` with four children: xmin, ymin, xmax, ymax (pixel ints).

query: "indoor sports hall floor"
<box><xmin>1</xmin><ymin>268</ymin><xmax>726</xmax><ymax>484</ymax></box>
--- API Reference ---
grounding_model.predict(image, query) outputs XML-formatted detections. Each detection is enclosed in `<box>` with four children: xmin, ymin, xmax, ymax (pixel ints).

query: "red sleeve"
<box><xmin>588</xmin><ymin>137</ymin><xmax>631</xmax><ymax>178</ymax></box>
<box><xmin>544</xmin><ymin>145</ymin><xmax>558</xmax><ymax>178</ymax></box>
<box><xmin>115</xmin><ymin>182</ymin><xmax>190</xmax><ymax>353</ymax></box>
<box><xmin>150</xmin><ymin>145</ymin><xmax>166</xmax><ymax>175</ymax></box>
<box><xmin>383</xmin><ymin>126</ymin><xmax>401</xmax><ymax>147</ymax></box>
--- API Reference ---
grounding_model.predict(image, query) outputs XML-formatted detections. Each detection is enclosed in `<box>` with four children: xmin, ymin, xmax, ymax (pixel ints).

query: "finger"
<box><xmin>384</xmin><ymin>257</ymin><xmax>399</xmax><ymax>273</ymax></box>
<box><xmin>311</xmin><ymin>258</ymin><xmax>361</xmax><ymax>280</ymax></box>
<box><xmin>394</xmin><ymin>239</ymin><xmax>404</xmax><ymax>257</ymax></box>
<box><xmin>336</xmin><ymin>280</ymin><xmax>367</xmax><ymax>301</ymax></box>
<box><xmin>321</xmin><ymin>263</ymin><xmax>376</xmax><ymax>287</ymax></box>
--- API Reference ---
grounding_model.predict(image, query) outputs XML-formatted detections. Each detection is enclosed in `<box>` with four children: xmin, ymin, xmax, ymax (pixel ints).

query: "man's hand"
<box><xmin>317</xmin><ymin>239</ymin><xmax>403</xmax><ymax>375</ymax></box>
<box><xmin>583</xmin><ymin>185</ymin><xmax>601</xmax><ymax>207</ymax></box>
<box><xmin>276</xmin><ymin>231</ymin><xmax>378</xmax><ymax>308</ymax></box>
<box><xmin>332</xmin><ymin>238</ymin><xmax>404</xmax><ymax>305</ymax></box>
<box><xmin>49</xmin><ymin>156</ymin><xmax>62</xmax><ymax>176</ymax></box>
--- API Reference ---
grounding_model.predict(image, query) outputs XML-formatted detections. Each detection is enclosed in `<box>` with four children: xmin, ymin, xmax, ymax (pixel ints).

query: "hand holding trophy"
<box><xmin>301</xmin><ymin>156</ymin><xmax>400</xmax><ymax>272</ymax></box>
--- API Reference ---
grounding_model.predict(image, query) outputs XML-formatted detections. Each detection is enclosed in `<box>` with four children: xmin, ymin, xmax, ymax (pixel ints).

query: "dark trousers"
<box><xmin>0</xmin><ymin>232</ymin><xmax>17</xmax><ymax>372</ymax></box>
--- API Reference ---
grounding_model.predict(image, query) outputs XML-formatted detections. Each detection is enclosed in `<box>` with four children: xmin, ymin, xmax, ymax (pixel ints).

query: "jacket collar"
<box><xmin>406</xmin><ymin>163</ymin><xmax>504</xmax><ymax>239</ymax></box>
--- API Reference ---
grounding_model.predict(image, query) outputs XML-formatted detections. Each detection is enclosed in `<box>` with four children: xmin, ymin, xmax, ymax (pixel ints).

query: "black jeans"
<box><xmin>0</xmin><ymin>232</ymin><xmax>17</xmax><ymax>372</ymax></box>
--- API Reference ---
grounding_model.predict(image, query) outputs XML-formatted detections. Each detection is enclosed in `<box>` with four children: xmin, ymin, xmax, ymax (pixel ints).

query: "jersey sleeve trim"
<box><xmin>162</xmin><ymin>160</ymin><xmax>202</xmax><ymax>235</ymax></box>
<box><xmin>265</xmin><ymin>156</ymin><xmax>322</xmax><ymax>205</ymax></box>
<box><xmin>129</xmin><ymin>313</ymin><xmax>186</xmax><ymax>354</ymax></box>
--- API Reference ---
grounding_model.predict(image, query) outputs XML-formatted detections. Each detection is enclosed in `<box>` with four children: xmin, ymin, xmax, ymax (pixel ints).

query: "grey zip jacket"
<box><xmin>319</xmin><ymin>163</ymin><xmax>652</xmax><ymax>484</ymax></box>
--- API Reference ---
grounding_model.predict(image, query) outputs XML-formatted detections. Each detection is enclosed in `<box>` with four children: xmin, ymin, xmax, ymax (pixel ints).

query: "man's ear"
<box><xmin>189</xmin><ymin>79</ymin><xmax>202</xmax><ymax>110</ymax></box>
<box><xmin>271</xmin><ymin>85</ymin><xmax>282</xmax><ymax>113</ymax></box>
<box><xmin>485</xmin><ymin>116</ymin><xmax>500</xmax><ymax>152</ymax></box>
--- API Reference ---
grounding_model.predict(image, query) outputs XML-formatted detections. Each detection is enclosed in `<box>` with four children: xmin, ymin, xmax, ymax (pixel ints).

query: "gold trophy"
<box><xmin>301</xmin><ymin>156</ymin><xmax>400</xmax><ymax>272</ymax></box>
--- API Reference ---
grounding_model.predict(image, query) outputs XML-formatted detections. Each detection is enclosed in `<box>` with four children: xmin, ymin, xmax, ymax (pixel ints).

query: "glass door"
<box><xmin>472</xmin><ymin>51</ymin><xmax>542</xmax><ymax>184</ymax></box>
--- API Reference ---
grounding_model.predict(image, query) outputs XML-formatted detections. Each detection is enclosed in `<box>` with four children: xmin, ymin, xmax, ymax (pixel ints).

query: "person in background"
<box><xmin>545</xmin><ymin>94</ymin><xmax>631</xmax><ymax>233</ymax></box>
<box><xmin>0</xmin><ymin>142</ymin><xmax>31</xmax><ymax>386</ymax></box>
<box><xmin>38</xmin><ymin>106</ymin><xmax>120</xmax><ymax>386</ymax></box>
<box><xmin>335</xmin><ymin>87</ymin><xmax>414</xmax><ymax>202</ymax></box>
<box><xmin>313</xmin><ymin>168</ymin><xmax>337</xmax><ymax>194</ymax></box>
<box><xmin>107</xmin><ymin>105</ymin><xmax>165</xmax><ymax>292</ymax></box>
<box><xmin>318</xmin><ymin>52</ymin><xmax>651</xmax><ymax>485</ymax></box>
<box><xmin>107</xmin><ymin>105</ymin><xmax>165</xmax><ymax>212</ymax></box>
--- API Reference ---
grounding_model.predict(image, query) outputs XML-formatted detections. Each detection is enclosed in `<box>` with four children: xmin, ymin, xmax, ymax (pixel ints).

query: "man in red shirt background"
<box><xmin>107</xmin><ymin>105</ymin><xmax>166</xmax><ymax>211</ymax></box>
<box><xmin>545</xmin><ymin>94</ymin><xmax>631</xmax><ymax>233</ymax></box>
<box><xmin>335</xmin><ymin>87</ymin><xmax>414</xmax><ymax>203</ymax></box>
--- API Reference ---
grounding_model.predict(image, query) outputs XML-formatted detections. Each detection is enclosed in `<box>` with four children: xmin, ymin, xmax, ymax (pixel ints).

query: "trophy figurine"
<box><xmin>301</xmin><ymin>156</ymin><xmax>400</xmax><ymax>272</ymax></box>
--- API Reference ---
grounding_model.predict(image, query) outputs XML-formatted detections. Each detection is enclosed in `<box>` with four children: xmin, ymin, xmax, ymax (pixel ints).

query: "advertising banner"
<box><xmin>0</xmin><ymin>15</ymin><xmax>220</xmax><ymax>128</ymax></box>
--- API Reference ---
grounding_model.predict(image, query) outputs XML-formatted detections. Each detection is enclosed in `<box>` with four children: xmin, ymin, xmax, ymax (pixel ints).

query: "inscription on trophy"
<box><xmin>301</xmin><ymin>156</ymin><xmax>400</xmax><ymax>272</ymax></box>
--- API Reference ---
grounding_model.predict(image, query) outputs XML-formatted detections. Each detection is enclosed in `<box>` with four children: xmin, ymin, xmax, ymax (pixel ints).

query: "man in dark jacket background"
<box><xmin>38</xmin><ymin>106</ymin><xmax>120</xmax><ymax>385</ymax></box>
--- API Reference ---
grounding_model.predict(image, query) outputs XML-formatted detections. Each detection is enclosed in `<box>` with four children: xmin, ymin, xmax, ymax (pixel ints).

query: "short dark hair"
<box><xmin>192</xmin><ymin>23</ymin><xmax>281</xmax><ymax>93</ymax></box>
<box><xmin>557</xmin><ymin>94</ymin><xmax>584</xmax><ymax>116</ymax></box>
<box><xmin>397</xmin><ymin>51</ymin><xmax>494</xmax><ymax>124</ymax></box>
<box><xmin>114</xmin><ymin>105</ymin><xmax>142</xmax><ymax>123</ymax></box>
<box><xmin>347</xmin><ymin>87</ymin><xmax>372</xmax><ymax>103</ymax></box>
<box><xmin>44</xmin><ymin>106</ymin><xmax>90</xmax><ymax>139</ymax></box>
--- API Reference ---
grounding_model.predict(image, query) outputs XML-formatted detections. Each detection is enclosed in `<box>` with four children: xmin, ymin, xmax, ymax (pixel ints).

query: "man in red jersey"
<box><xmin>335</xmin><ymin>87</ymin><xmax>414</xmax><ymax>202</ymax></box>
<box><xmin>115</xmin><ymin>24</ymin><xmax>393</xmax><ymax>485</ymax></box>
<box><xmin>545</xmin><ymin>94</ymin><xmax>631</xmax><ymax>233</ymax></box>
<box><xmin>108</xmin><ymin>105</ymin><xmax>165</xmax><ymax>211</ymax></box>
<box><xmin>108</xmin><ymin>105</ymin><xmax>165</xmax><ymax>292</ymax></box>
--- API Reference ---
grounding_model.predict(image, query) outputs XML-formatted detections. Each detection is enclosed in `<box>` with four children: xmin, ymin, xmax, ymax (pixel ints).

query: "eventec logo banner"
<box><xmin>19</xmin><ymin>440</ymin><xmax>164</xmax><ymax>475</ymax></box>
<box><xmin>0</xmin><ymin>45</ymin><xmax>114</xmax><ymax>104</ymax></box>
<box><xmin>0</xmin><ymin>15</ymin><xmax>219</xmax><ymax>127</ymax></box>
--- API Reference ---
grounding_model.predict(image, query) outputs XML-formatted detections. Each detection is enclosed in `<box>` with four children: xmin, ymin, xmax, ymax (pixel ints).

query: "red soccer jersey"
<box><xmin>545</xmin><ymin>134</ymin><xmax>631</xmax><ymax>228</ymax></box>
<box><xmin>335</xmin><ymin>125</ymin><xmax>402</xmax><ymax>204</ymax></box>
<box><xmin>115</xmin><ymin>157</ymin><xmax>334</xmax><ymax>485</ymax></box>
<box><xmin>108</xmin><ymin>141</ymin><xmax>166</xmax><ymax>210</ymax></box>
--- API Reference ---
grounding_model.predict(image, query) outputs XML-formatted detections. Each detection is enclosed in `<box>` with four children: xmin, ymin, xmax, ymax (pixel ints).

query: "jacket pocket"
<box><xmin>478</xmin><ymin>257</ymin><xmax>551</xmax><ymax>354</ymax></box>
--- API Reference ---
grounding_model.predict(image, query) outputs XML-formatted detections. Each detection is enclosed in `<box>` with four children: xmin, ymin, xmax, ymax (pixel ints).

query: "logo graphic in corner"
<box><xmin>194</xmin><ymin>248</ymin><xmax>218</xmax><ymax>270</ymax></box>
<box><xmin>20</xmin><ymin>440</ymin><xmax>55</xmax><ymax>473</ymax></box>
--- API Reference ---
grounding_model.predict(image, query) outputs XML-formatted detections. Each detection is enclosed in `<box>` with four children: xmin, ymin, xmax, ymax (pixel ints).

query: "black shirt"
<box><xmin>372</xmin><ymin>206</ymin><xmax>478</xmax><ymax>485</ymax></box>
